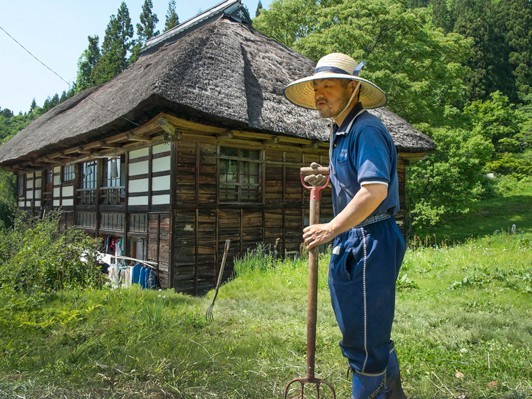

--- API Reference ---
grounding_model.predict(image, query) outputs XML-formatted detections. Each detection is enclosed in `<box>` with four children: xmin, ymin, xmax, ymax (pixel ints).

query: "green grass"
<box><xmin>0</xmin><ymin>231</ymin><xmax>530</xmax><ymax>399</ymax></box>
<box><xmin>0</xmin><ymin>183</ymin><xmax>530</xmax><ymax>398</ymax></box>
<box><xmin>414</xmin><ymin>177</ymin><xmax>532</xmax><ymax>245</ymax></box>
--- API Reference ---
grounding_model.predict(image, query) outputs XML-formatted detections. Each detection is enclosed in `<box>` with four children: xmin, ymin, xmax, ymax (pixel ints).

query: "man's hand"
<box><xmin>303</xmin><ymin>162</ymin><xmax>328</xmax><ymax>186</ymax></box>
<box><xmin>303</xmin><ymin>222</ymin><xmax>335</xmax><ymax>250</ymax></box>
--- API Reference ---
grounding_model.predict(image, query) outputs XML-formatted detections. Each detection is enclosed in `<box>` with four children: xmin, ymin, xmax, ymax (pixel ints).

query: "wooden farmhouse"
<box><xmin>0</xmin><ymin>0</ymin><xmax>434</xmax><ymax>294</ymax></box>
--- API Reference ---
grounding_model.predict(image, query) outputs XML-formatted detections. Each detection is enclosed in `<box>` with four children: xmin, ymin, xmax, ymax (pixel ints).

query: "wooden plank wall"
<box><xmin>172</xmin><ymin>138</ymin><xmax>332</xmax><ymax>295</ymax></box>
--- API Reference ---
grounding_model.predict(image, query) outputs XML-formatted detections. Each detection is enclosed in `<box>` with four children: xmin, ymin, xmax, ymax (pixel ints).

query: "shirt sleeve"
<box><xmin>354</xmin><ymin>126</ymin><xmax>392</xmax><ymax>185</ymax></box>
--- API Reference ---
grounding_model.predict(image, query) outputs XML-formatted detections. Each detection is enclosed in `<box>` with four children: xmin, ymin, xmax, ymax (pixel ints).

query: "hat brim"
<box><xmin>284</xmin><ymin>73</ymin><xmax>387</xmax><ymax>109</ymax></box>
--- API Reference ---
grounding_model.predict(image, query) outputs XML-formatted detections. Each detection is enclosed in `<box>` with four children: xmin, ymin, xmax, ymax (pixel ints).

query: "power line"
<box><xmin>0</xmin><ymin>25</ymin><xmax>72</xmax><ymax>89</ymax></box>
<box><xmin>0</xmin><ymin>25</ymin><xmax>139</xmax><ymax>127</ymax></box>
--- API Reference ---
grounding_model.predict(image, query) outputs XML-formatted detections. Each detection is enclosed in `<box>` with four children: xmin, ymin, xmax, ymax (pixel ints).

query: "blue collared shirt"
<box><xmin>329</xmin><ymin>104</ymin><xmax>400</xmax><ymax>217</ymax></box>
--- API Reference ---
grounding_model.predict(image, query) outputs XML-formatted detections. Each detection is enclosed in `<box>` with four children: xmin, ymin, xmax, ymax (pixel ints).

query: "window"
<box><xmin>42</xmin><ymin>169</ymin><xmax>53</xmax><ymax>207</ymax></box>
<box><xmin>63</xmin><ymin>164</ymin><xmax>75</xmax><ymax>182</ymax></box>
<box><xmin>130</xmin><ymin>214</ymin><xmax>148</xmax><ymax>233</ymax></box>
<box><xmin>17</xmin><ymin>174</ymin><xmax>25</xmax><ymax>197</ymax></box>
<box><xmin>104</xmin><ymin>157</ymin><xmax>122</xmax><ymax>188</ymax></box>
<box><xmin>219</xmin><ymin>147</ymin><xmax>261</xmax><ymax>202</ymax></box>
<box><xmin>77</xmin><ymin>161</ymin><xmax>98</xmax><ymax>206</ymax></box>
<box><xmin>81</xmin><ymin>161</ymin><xmax>97</xmax><ymax>189</ymax></box>
<box><xmin>102</xmin><ymin>157</ymin><xmax>125</xmax><ymax>205</ymax></box>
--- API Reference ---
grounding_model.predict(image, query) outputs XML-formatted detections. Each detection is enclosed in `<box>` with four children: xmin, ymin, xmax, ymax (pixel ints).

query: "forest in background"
<box><xmin>0</xmin><ymin>0</ymin><xmax>530</xmax><ymax>233</ymax></box>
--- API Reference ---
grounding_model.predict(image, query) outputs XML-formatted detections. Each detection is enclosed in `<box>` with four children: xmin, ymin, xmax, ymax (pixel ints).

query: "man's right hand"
<box><xmin>303</xmin><ymin>162</ymin><xmax>328</xmax><ymax>186</ymax></box>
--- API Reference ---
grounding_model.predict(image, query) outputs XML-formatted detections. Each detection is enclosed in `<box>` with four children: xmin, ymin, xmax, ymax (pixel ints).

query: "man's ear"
<box><xmin>348</xmin><ymin>80</ymin><xmax>359</xmax><ymax>92</ymax></box>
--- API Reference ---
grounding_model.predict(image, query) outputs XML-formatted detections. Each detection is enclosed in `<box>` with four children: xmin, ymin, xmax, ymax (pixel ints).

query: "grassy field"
<box><xmin>0</xmin><ymin>187</ymin><xmax>530</xmax><ymax>398</ymax></box>
<box><xmin>416</xmin><ymin>177</ymin><xmax>532</xmax><ymax>244</ymax></box>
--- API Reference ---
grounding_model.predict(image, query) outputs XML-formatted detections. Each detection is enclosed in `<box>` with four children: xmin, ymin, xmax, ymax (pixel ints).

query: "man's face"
<box><xmin>313</xmin><ymin>79</ymin><xmax>354</xmax><ymax>119</ymax></box>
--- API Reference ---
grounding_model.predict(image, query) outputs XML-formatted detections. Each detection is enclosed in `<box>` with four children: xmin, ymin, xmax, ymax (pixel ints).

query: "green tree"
<box><xmin>92</xmin><ymin>2</ymin><xmax>134</xmax><ymax>85</ymax></box>
<box><xmin>164</xmin><ymin>0</ymin><xmax>180</xmax><ymax>32</ymax></box>
<box><xmin>258</xmin><ymin>0</ymin><xmax>471</xmax><ymax>125</ymax></box>
<box><xmin>407</xmin><ymin>125</ymin><xmax>494</xmax><ymax>230</ymax></box>
<box><xmin>0</xmin><ymin>109</ymin><xmax>34</xmax><ymax>228</ymax></box>
<box><xmin>132</xmin><ymin>0</ymin><xmax>160</xmax><ymax>61</ymax></box>
<box><xmin>0</xmin><ymin>108</ymin><xmax>33</xmax><ymax>142</ymax></box>
<box><xmin>255</xmin><ymin>0</ymin><xmax>264</xmax><ymax>17</ymax></box>
<box><xmin>451</xmin><ymin>0</ymin><xmax>514</xmax><ymax>102</ymax></box>
<box><xmin>0</xmin><ymin>211</ymin><xmax>102</xmax><ymax>293</ymax></box>
<box><xmin>253</xmin><ymin>0</ymin><xmax>319</xmax><ymax>47</ymax></box>
<box><xmin>76</xmin><ymin>35</ymin><xmax>101</xmax><ymax>91</ymax></box>
<box><xmin>42</xmin><ymin>94</ymin><xmax>60</xmax><ymax>112</ymax></box>
<box><xmin>464</xmin><ymin>91</ymin><xmax>530</xmax><ymax>179</ymax></box>
<box><xmin>430</xmin><ymin>0</ymin><xmax>453</xmax><ymax>32</ymax></box>
<box><xmin>500</xmin><ymin>0</ymin><xmax>531</xmax><ymax>104</ymax></box>
<box><xmin>0</xmin><ymin>170</ymin><xmax>15</xmax><ymax>229</ymax></box>
<box><xmin>464</xmin><ymin>91</ymin><xmax>524</xmax><ymax>151</ymax></box>
<box><xmin>406</xmin><ymin>0</ymin><xmax>429</xmax><ymax>7</ymax></box>
<box><xmin>29</xmin><ymin>99</ymin><xmax>37</xmax><ymax>113</ymax></box>
<box><xmin>137</xmin><ymin>0</ymin><xmax>159</xmax><ymax>40</ymax></box>
<box><xmin>0</xmin><ymin>108</ymin><xmax>13</xmax><ymax>118</ymax></box>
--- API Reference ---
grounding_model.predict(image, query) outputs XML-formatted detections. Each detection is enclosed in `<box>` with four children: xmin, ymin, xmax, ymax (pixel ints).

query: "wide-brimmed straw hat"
<box><xmin>284</xmin><ymin>52</ymin><xmax>387</xmax><ymax>109</ymax></box>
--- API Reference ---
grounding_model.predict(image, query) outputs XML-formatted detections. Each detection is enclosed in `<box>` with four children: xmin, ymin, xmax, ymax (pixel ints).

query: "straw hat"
<box><xmin>284</xmin><ymin>53</ymin><xmax>387</xmax><ymax>109</ymax></box>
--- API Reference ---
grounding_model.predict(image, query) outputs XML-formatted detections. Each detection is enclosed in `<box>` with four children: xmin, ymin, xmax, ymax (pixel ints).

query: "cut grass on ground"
<box><xmin>0</xmin><ymin>232</ymin><xmax>530</xmax><ymax>399</ymax></box>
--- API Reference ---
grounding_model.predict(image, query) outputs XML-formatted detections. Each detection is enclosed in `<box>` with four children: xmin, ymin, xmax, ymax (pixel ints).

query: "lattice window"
<box><xmin>101</xmin><ymin>157</ymin><xmax>126</xmax><ymax>205</ymax></box>
<box><xmin>42</xmin><ymin>169</ymin><xmax>53</xmax><ymax>207</ymax></box>
<box><xmin>101</xmin><ymin>213</ymin><xmax>125</xmax><ymax>231</ymax></box>
<box><xmin>75</xmin><ymin>211</ymin><xmax>96</xmax><ymax>229</ymax></box>
<box><xmin>219</xmin><ymin>147</ymin><xmax>261</xmax><ymax>202</ymax></box>
<box><xmin>130</xmin><ymin>214</ymin><xmax>148</xmax><ymax>233</ymax></box>
<box><xmin>77</xmin><ymin>161</ymin><xmax>98</xmax><ymax>206</ymax></box>
<box><xmin>62</xmin><ymin>164</ymin><xmax>75</xmax><ymax>182</ymax></box>
<box><xmin>17</xmin><ymin>174</ymin><xmax>25</xmax><ymax>197</ymax></box>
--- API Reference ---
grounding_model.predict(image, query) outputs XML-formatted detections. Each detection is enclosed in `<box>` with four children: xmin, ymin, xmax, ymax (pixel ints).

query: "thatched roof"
<box><xmin>0</xmin><ymin>15</ymin><xmax>434</xmax><ymax>168</ymax></box>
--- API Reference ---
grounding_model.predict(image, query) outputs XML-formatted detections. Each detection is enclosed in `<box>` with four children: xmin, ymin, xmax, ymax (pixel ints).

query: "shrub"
<box><xmin>0</xmin><ymin>210</ymin><xmax>104</xmax><ymax>294</ymax></box>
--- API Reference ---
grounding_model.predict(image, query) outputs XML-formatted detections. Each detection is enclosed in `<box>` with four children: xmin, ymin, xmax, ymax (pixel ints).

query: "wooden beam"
<box><xmin>127</xmin><ymin>132</ymin><xmax>151</xmax><ymax>142</ymax></box>
<box><xmin>158</xmin><ymin>117</ymin><xmax>177</xmax><ymax>136</ymax></box>
<box><xmin>64</xmin><ymin>146</ymin><xmax>90</xmax><ymax>155</ymax></box>
<box><xmin>105</xmin><ymin>132</ymin><xmax>129</xmax><ymax>144</ymax></box>
<box><xmin>229</xmin><ymin>130</ymin><xmax>273</xmax><ymax>141</ymax></box>
<box><xmin>83</xmin><ymin>140</ymin><xmax>105</xmax><ymax>150</ymax></box>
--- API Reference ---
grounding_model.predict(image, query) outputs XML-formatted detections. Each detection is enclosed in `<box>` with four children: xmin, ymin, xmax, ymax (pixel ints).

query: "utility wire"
<box><xmin>0</xmin><ymin>25</ymin><xmax>139</xmax><ymax>127</ymax></box>
<box><xmin>0</xmin><ymin>25</ymin><xmax>72</xmax><ymax>88</ymax></box>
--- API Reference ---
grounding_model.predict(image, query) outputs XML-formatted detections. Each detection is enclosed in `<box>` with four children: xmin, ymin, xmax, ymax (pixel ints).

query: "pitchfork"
<box><xmin>284</xmin><ymin>164</ymin><xmax>336</xmax><ymax>399</ymax></box>
<box><xmin>206</xmin><ymin>239</ymin><xmax>231</xmax><ymax>321</ymax></box>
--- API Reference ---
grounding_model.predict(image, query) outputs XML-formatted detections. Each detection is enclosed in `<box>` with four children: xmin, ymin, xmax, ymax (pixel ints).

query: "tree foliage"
<box><xmin>0</xmin><ymin>170</ymin><xmax>15</xmax><ymax>229</ymax></box>
<box><xmin>91</xmin><ymin>2</ymin><xmax>134</xmax><ymax>85</ymax></box>
<box><xmin>407</xmin><ymin>126</ymin><xmax>494</xmax><ymax>229</ymax></box>
<box><xmin>501</xmin><ymin>0</ymin><xmax>531</xmax><ymax>103</ymax></box>
<box><xmin>132</xmin><ymin>0</ymin><xmax>160</xmax><ymax>61</ymax></box>
<box><xmin>164</xmin><ymin>0</ymin><xmax>180</xmax><ymax>32</ymax></box>
<box><xmin>254</xmin><ymin>0</ymin><xmax>530</xmax><ymax>231</ymax></box>
<box><xmin>76</xmin><ymin>35</ymin><xmax>101</xmax><ymax>92</ymax></box>
<box><xmin>255</xmin><ymin>0</ymin><xmax>472</xmax><ymax>125</ymax></box>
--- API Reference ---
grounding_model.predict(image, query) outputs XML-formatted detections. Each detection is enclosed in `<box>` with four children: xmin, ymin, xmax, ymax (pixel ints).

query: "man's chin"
<box><xmin>316</xmin><ymin>107</ymin><xmax>330</xmax><ymax>118</ymax></box>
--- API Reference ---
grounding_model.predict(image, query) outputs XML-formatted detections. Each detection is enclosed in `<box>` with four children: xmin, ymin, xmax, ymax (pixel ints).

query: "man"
<box><xmin>284</xmin><ymin>53</ymin><xmax>407</xmax><ymax>399</ymax></box>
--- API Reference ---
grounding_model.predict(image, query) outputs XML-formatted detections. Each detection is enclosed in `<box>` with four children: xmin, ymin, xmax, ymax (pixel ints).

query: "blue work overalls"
<box><xmin>328</xmin><ymin>105</ymin><xmax>406</xmax><ymax>398</ymax></box>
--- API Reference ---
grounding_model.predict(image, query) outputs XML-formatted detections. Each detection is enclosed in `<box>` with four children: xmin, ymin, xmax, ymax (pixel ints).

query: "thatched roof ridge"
<box><xmin>0</xmin><ymin>18</ymin><xmax>434</xmax><ymax>167</ymax></box>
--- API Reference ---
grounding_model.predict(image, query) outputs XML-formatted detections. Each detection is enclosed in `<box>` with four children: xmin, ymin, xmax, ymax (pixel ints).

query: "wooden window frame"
<box><xmin>219</xmin><ymin>147</ymin><xmax>261</xmax><ymax>203</ymax></box>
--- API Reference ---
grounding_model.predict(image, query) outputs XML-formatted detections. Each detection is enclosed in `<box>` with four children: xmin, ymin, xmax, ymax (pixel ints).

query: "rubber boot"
<box><xmin>385</xmin><ymin>345</ymin><xmax>407</xmax><ymax>399</ymax></box>
<box><xmin>351</xmin><ymin>371</ymin><xmax>385</xmax><ymax>399</ymax></box>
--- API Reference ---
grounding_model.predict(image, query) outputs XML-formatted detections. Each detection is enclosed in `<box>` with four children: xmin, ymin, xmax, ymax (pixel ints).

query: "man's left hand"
<box><xmin>303</xmin><ymin>222</ymin><xmax>335</xmax><ymax>250</ymax></box>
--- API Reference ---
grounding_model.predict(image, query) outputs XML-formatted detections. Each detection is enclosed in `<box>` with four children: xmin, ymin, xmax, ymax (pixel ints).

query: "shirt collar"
<box><xmin>332</xmin><ymin>103</ymin><xmax>365</xmax><ymax>136</ymax></box>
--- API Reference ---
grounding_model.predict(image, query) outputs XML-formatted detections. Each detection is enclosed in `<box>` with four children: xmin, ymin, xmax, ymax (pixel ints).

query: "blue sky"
<box><xmin>0</xmin><ymin>0</ymin><xmax>271</xmax><ymax>114</ymax></box>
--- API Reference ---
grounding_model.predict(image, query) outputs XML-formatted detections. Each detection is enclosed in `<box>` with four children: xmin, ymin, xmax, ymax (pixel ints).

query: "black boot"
<box><xmin>385</xmin><ymin>343</ymin><xmax>407</xmax><ymax>399</ymax></box>
<box><xmin>385</xmin><ymin>375</ymin><xmax>407</xmax><ymax>399</ymax></box>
